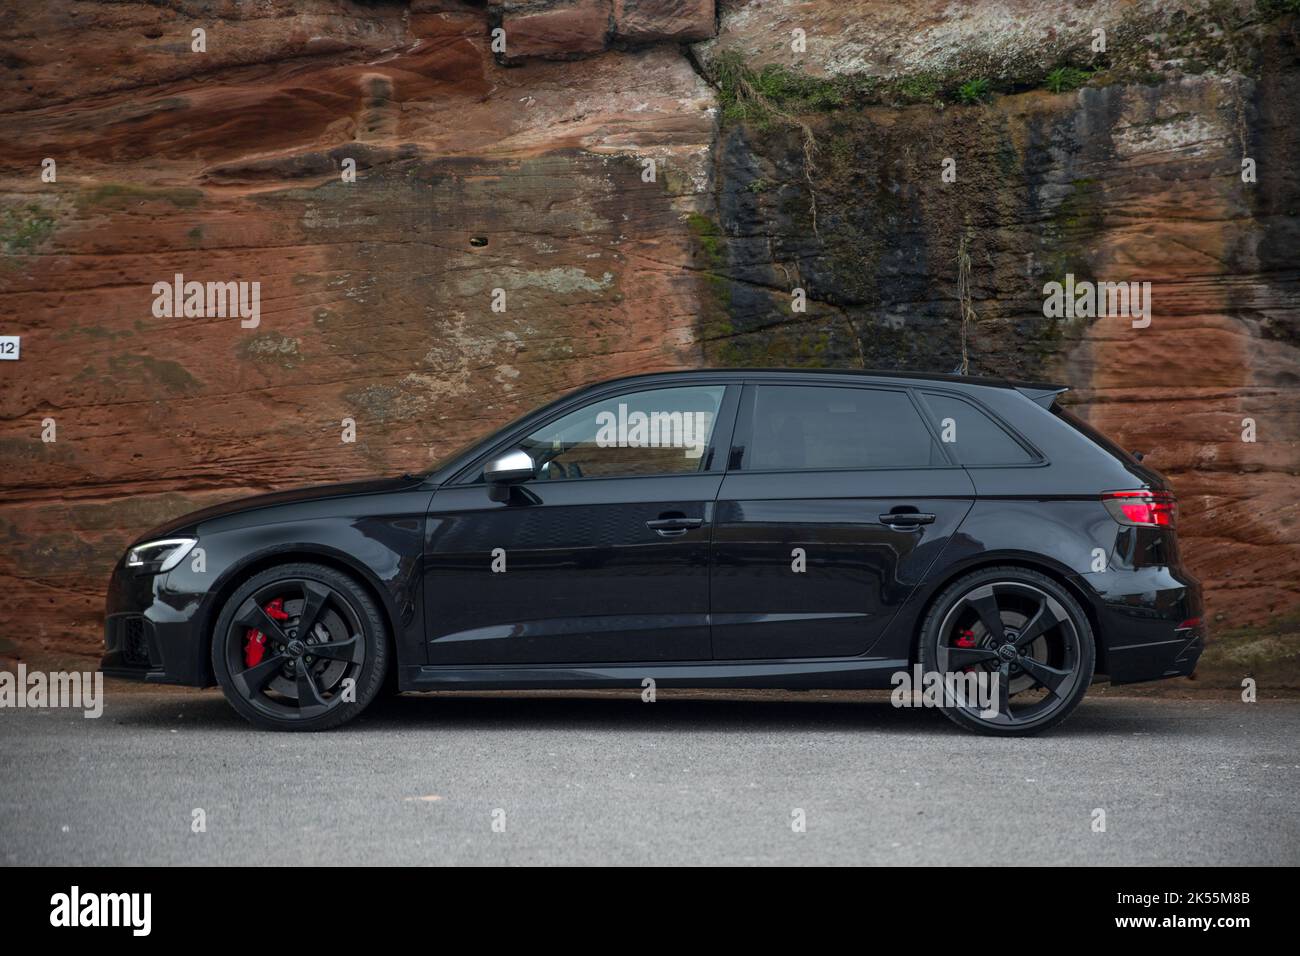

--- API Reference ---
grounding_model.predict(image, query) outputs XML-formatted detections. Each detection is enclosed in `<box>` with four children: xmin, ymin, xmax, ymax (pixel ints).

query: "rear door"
<box><xmin>710</xmin><ymin>382</ymin><xmax>976</xmax><ymax>660</ymax></box>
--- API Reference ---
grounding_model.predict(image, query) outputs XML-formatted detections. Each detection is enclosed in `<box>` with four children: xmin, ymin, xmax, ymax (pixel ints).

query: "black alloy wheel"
<box><xmin>919</xmin><ymin>566</ymin><xmax>1095</xmax><ymax>735</ymax></box>
<box><xmin>212</xmin><ymin>563</ymin><xmax>388</xmax><ymax>731</ymax></box>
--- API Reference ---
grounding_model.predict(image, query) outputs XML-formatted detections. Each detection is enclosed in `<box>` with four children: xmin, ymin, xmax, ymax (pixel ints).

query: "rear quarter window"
<box><xmin>1051</xmin><ymin>403</ymin><xmax>1139</xmax><ymax>464</ymax></box>
<box><xmin>920</xmin><ymin>392</ymin><xmax>1035</xmax><ymax>466</ymax></box>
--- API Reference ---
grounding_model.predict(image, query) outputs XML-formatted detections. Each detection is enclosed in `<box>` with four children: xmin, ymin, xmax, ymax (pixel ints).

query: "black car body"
<box><xmin>102</xmin><ymin>369</ymin><xmax>1205</xmax><ymax>734</ymax></box>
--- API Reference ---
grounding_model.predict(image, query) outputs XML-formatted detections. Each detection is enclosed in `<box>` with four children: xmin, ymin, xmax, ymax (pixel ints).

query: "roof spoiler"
<box><xmin>1015</xmin><ymin>385</ymin><xmax>1069</xmax><ymax>409</ymax></box>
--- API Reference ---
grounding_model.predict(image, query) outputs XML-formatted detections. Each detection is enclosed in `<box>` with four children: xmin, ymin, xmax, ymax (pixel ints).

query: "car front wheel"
<box><xmin>211</xmin><ymin>562</ymin><xmax>388</xmax><ymax>731</ymax></box>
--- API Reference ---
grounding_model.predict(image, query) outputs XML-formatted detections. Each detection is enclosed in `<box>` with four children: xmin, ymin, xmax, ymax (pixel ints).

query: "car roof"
<box><xmin>574</xmin><ymin>367</ymin><xmax>1068</xmax><ymax>394</ymax></box>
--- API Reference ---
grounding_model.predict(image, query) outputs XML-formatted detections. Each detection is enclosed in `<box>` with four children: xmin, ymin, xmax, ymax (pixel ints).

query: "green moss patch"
<box><xmin>1</xmin><ymin>204</ymin><xmax>55</xmax><ymax>256</ymax></box>
<box><xmin>76</xmin><ymin>183</ymin><xmax>203</xmax><ymax>213</ymax></box>
<box><xmin>1197</xmin><ymin>610</ymin><xmax>1300</xmax><ymax>687</ymax></box>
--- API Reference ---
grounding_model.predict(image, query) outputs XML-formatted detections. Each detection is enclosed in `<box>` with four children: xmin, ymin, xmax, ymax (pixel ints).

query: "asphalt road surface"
<box><xmin>1</xmin><ymin>685</ymin><xmax>1297</xmax><ymax>866</ymax></box>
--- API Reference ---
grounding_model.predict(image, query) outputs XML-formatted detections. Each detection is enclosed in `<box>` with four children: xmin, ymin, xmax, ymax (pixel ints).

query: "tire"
<box><xmin>918</xmin><ymin>566</ymin><xmax>1095</xmax><ymax>736</ymax></box>
<box><xmin>211</xmin><ymin>562</ymin><xmax>389</xmax><ymax>731</ymax></box>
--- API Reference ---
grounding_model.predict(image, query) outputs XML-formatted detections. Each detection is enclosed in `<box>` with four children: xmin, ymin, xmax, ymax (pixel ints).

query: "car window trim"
<box><xmin>448</xmin><ymin>381</ymin><xmax>741</xmax><ymax>486</ymax></box>
<box><xmin>915</xmin><ymin>387</ymin><xmax>1047</xmax><ymax>466</ymax></box>
<box><xmin>729</xmin><ymin>380</ymin><xmax>956</xmax><ymax>473</ymax></box>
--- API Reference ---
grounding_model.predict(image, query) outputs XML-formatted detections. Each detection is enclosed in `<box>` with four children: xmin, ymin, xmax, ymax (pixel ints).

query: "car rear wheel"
<box><xmin>212</xmin><ymin>562</ymin><xmax>388</xmax><ymax>731</ymax></box>
<box><xmin>918</xmin><ymin>566</ymin><xmax>1094</xmax><ymax>736</ymax></box>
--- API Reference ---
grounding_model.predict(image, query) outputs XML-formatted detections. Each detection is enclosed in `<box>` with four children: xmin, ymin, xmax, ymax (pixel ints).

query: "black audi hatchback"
<box><xmin>102</xmin><ymin>369</ymin><xmax>1204</xmax><ymax>735</ymax></box>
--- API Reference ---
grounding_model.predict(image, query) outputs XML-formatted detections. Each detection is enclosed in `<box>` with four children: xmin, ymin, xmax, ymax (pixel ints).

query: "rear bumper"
<box><xmin>1081</xmin><ymin>566</ymin><xmax>1205</xmax><ymax>684</ymax></box>
<box><xmin>1104</xmin><ymin>619</ymin><xmax>1205</xmax><ymax>684</ymax></box>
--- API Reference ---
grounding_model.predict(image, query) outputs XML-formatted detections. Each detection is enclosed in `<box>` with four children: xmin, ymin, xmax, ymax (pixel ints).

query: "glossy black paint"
<box><xmin>423</xmin><ymin>475</ymin><xmax>720</xmax><ymax>664</ymax></box>
<box><xmin>710</xmin><ymin>467</ymin><xmax>975</xmax><ymax>659</ymax></box>
<box><xmin>105</xmin><ymin>477</ymin><xmax>430</xmax><ymax>687</ymax></box>
<box><xmin>101</xmin><ymin>368</ymin><xmax>1203</xmax><ymax>694</ymax></box>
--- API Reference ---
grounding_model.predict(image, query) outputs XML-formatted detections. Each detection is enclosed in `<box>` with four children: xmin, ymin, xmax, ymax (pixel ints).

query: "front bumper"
<box><xmin>100</xmin><ymin>559</ymin><xmax>211</xmax><ymax>686</ymax></box>
<box><xmin>102</xmin><ymin>612</ymin><xmax>173</xmax><ymax>682</ymax></box>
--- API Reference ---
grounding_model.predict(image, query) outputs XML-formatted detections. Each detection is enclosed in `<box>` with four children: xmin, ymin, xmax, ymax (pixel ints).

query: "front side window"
<box><xmin>515</xmin><ymin>385</ymin><xmax>725</xmax><ymax>480</ymax></box>
<box><xmin>745</xmin><ymin>385</ymin><xmax>943</xmax><ymax>470</ymax></box>
<box><xmin>921</xmin><ymin>392</ymin><xmax>1034</xmax><ymax>465</ymax></box>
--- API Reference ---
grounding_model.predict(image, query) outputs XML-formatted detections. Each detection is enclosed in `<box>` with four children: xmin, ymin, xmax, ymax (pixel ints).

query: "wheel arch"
<box><xmin>907</xmin><ymin>554</ymin><xmax>1107</xmax><ymax>675</ymax></box>
<box><xmin>198</xmin><ymin>545</ymin><xmax>400</xmax><ymax>687</ymax></box>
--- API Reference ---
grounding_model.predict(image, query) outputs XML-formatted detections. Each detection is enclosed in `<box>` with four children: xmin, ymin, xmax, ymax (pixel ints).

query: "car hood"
<box><xmin>131</xmin><ymin>476</ymin><xmax>424</xmax><ymax>544</ymax></box>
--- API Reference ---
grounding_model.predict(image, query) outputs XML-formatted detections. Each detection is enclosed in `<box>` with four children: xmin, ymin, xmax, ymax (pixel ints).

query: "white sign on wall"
<box><xmin>0</xmin><ymin>336</ymin><xmax>19</xmax><ymax>360</ymax></box>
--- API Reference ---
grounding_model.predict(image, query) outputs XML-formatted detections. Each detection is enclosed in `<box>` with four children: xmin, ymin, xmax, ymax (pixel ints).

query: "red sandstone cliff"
<box><xmin>1</xmin><ymin>0</ymin><xmax>1296</xmax><ymax>683</ymax></box>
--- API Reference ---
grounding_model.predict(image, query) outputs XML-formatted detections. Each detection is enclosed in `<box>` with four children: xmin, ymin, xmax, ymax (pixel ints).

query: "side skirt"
<box><xmin>398</xmin><ymin>657</ymin><xmax>908</xmax><ymax>693</ymax></box>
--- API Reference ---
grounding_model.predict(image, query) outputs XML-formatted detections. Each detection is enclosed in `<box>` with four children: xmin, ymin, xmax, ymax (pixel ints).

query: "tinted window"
<box><xmin>922</xmin><ymin>392</ymin><xmax>1033</xmax><ymax>465</ymax></box>
<box><xmin>516</xmin><ymin>386</ymin><xmax>725</xmax><ymax>480</ymax></box>
<box><xmin>746</xmin><ymin>385</ymin><xmax>942</xmax><ymax>470</ymax></box>
<box><xmin>1051</xmin><ymin>403</ymin><xmax>1137</xmax><ymax>464</ymax></box>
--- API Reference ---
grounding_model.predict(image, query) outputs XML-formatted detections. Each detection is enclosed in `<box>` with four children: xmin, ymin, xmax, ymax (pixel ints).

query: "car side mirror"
<box><xmin>484</xmin><ymin>449</ymin><xmax>535</xmax><ymax>485</ymax></box>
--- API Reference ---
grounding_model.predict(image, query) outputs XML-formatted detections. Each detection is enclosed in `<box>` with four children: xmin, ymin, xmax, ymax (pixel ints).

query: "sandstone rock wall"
<box><xmin>1</xmin><ymin>0</ymin><xmax>1296</xmax><ymax>682</ymax></box>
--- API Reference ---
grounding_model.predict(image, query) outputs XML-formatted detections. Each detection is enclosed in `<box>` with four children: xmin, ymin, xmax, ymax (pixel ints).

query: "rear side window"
<box><xmin>745</xmin><ymin>385</ymin><xmax>943</xmax><ymax>470</ymax></box>
<box><xmin>920</xmin><ymin>392</ymin><xmax>1034</xmax><ymax>465</ymax></box>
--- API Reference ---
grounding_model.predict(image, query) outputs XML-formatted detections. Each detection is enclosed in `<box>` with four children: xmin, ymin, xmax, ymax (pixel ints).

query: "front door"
<box><xmin>424</xmin><ymin>384</ymin><xmax>733</xmax><ymax>665</ymax></box>
<box><xmin>710</xmin><ymin>383</ymin><xmax>976</xmax><ymax>660</ymax></box>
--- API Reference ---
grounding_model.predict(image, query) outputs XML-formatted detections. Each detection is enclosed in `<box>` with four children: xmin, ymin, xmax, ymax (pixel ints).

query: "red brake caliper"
<box><xmin>955</xmin><ymin>627</ymin><xmax>977</xmax><ymax>672</ymax></box>
<box><xmin>245</xmin><ymin>598</ymin><xmax>290</xmax><ymax>667</ymax></box>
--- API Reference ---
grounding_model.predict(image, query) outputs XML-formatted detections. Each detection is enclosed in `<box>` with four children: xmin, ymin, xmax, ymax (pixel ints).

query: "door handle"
<box><xmin>879</xmin><ymin>512</ymin><xmax>936</xmax><ymax>528</ymax></box>
<box><xmin>646</xmin><ymin>516</ymin><xmax>704</xmax><ymax>537</ymax></box>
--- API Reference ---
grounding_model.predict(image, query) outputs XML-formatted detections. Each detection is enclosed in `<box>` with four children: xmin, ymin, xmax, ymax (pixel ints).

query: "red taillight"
<box><xmin>1102</xmin><ymin>490</ymin><xmax>1176</xmax><ymax>527</ymax></box>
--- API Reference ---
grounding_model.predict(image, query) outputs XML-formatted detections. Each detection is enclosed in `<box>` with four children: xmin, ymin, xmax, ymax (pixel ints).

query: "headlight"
<box><xmin>126</xmin><ymin>537</ymin><xmax>197</xmax><ymax>573</ymax></box>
